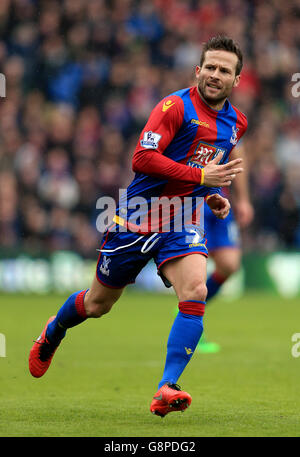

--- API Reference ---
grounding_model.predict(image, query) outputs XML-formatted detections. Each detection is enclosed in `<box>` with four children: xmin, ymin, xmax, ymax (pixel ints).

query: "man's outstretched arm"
<box><xmin>133</xmin><ymin>149</ymin><xmax>243</xmax><ymax>188</ymax></box>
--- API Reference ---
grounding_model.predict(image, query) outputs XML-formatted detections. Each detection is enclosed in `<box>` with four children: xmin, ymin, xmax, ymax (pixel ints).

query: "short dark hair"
<box><xmin>200</xmin><ymin>36</ymin><xmax>243</xmax><ymax>76</ymax></box>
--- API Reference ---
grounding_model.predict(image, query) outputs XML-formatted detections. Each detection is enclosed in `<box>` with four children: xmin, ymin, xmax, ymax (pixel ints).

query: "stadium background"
<box><xmin>0</xmin><ymin>0</ymin><xmax>299</xmax><ymax>296</ymax></box>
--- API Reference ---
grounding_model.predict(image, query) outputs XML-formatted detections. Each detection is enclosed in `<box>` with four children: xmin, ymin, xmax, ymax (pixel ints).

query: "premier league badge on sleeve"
<box><xmin>140</xmin><ymin>131</ymin><xmax>162</xmax><ymax>149</ymax></box>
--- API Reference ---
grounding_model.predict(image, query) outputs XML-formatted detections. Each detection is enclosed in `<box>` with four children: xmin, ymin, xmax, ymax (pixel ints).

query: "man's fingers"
<box><xmin>211</xmin><ymin>152</ymin><xmax>223</xmax><ymax>164</ymax></box>
<box><xmin>226</xmin><ymin>157</ymin><xmax>243</xmax><ymax>166</ymax></box>
<box><xmin>212</xmin><ymin>209</ymin><xmax>229</xmax><ymax>219</ymax></box>
<box><xmin>222</xmin><ymin>158</ymin><xmax>243</xmax><ymax>169</ymax></box>
<box><xmin>221</xmin><ymin>170</ymin><xmax>240</xmax><ymax>183</ymax></box>
<box><xmin>208</xmin><ymin>193</ymin><xmax>222</xmax><ymax>200</ymax></box>
<box><xmin>224</xmin><ymin>167</ymin><xmax>243</xmax><ymax>174</ymax></box>
<box><xmin>231</xmin><ymin>167</ymin><xmax>243</xmax><ymax>174</ymax></box>
<box><xmin>223</xmin><ymin>168</ymin><xmax>243</xmax><ymax>177</ymax></box>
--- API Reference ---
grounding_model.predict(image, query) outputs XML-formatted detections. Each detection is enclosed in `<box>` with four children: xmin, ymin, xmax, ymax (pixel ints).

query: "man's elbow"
<box><xmin>132</xmin><ymin>150</ymin><xmax>152</xmax><ymax>173</ymax></box>
<box><xmin>132</xmin><ymin>155</ymin><xmax>142</xmax><ymax>173</ymax></box>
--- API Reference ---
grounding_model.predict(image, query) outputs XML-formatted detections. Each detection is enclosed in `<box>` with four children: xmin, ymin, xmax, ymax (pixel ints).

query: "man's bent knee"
<box><xmin>220</xmin><ymin>259</ymin><xmax>240</xmax><ymax>278</ymax></box>
<box><xmin>179</xmin><ymin>281</ymin><xmax>207</xmax><ymax>303</ymax></box>
<box><xmin>213</xmin><ymin>249</ymin><xmax>241</xmax><ymax>279</ymax></box>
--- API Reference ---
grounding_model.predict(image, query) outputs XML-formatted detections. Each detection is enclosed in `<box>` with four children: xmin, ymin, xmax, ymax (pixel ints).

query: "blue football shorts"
<box><xmin>96</xmin><ymin>224</ymin><xmax>208</xmax><ymax>289</ymax></box>
<box><xmin>204</xmin><ymin>202</ymin><xmax>240</xmax><ymax>252</ymax></box>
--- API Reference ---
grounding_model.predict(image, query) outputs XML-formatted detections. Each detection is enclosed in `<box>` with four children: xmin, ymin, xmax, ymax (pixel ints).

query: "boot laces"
<box><xmin>33</xmin><ymin>339</ymin><xmax>57</xmax><ymax>362</ymax></box>
<box><xmin>166</xmin><ymin>383</ymin><xmax>181</xmax><ymax>391</ymax></box>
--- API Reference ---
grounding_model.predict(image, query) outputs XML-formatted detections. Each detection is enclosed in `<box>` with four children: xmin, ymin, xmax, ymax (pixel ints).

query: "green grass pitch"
<box><xmin>0</xmin><ymin>290</ymin><xmax>299</xmax><ymax>437</ymax></box>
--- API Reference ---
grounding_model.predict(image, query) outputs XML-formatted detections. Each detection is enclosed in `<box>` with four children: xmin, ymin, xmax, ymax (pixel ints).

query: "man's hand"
<box><xmin>233</xmin><ymin>199</ymin><xmax>254</xmax><ymax>228</ymax></box>
<box><xmin>203</xmin><ymin>152</ymin><xmax>243</xmax><ymax>187</ymax></box>
<box><xmin>206</xmin><ymin>194</ymin><xmax>231</xmax><ymax>219</ymax></box>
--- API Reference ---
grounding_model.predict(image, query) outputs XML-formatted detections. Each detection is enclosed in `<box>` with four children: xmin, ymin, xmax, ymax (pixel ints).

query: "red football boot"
<box><xmin>150</xmin><ymin>383</ymin><xmax>192</xmax><ymax>417</ymax></box>
<box><xmin>29</xmin><ymin>316</ymin><xmax>60</xmax><ymax>378</ymax></box>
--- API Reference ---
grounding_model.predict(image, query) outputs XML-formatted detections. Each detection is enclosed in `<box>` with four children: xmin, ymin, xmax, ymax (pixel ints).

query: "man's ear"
<box><xmin>233</xmin><ymin>74</ymin><xmax>241</xmax><ymax>88</ymax></box>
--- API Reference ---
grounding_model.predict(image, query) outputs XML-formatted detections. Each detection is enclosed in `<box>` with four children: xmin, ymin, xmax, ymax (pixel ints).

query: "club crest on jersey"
<box><xmin>187</xmin><ymin>141</ymin><xmax>226</xmax><ymax>168</ymax></box>
<box><xmin>230</xmin><ymin>126</ymin><xmax>239</xmax><ymax>145</ymax></box>
<box><xmin>140</xmin><ymin>131</ymin><xmax>162</xmax><ymax>149</ymax></box>
<box><xmin>99</xmin><ymin>255</ymin><xmax>111</xmax><ymax>277</ymax></box>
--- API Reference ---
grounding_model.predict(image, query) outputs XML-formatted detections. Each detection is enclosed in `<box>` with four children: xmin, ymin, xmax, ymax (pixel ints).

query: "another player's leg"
<box><xmin>196</xmin><ymin>247</ymin><xmax>241</xmax><ymax>353</ymax></box>
<box><xmin>150</xmin><ymin>254</ymin><xmax>207</xmax><ymax>417</ymax></box>
<box><xmin>29</xmin><ymin>275</ymin><xmax>123</xmax><ymax>378</ymax></box>
<box><xmin>206</xmin><ymin>247</ymin><xmax>241</xmax><ymax>302</ymax></box>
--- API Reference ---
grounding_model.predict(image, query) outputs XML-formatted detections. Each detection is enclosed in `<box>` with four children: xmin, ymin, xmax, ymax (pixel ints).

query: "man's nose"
<box><xmin>211</xmin><ymin>69</ymin><xmax>221</xmax><ymax>79</ymax></box>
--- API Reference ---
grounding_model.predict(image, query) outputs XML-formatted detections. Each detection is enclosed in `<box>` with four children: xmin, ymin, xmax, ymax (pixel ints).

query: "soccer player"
<box><xmin>29</xmin><ymin>36</ymin><xmax>248</xmax><ymax>418</ymax></box>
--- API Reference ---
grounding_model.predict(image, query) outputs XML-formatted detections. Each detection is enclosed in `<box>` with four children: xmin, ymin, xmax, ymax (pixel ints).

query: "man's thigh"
<box><xmin>210</xmin><ymin>246</ymin><xmax>241</xmax><ymax>277</ymax></box>
<box><xmin>154</xmin><ymin>225</ymin><xmax>208</xmax><ymax>294</ymax></box>
<box><xmin>160</xmin><ymin>253</ymin><xmax>207</xmax><ymax>302</ymax></box>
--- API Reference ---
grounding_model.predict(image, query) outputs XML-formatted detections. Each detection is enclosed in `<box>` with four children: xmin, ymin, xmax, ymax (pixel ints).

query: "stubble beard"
<box><xmin>197</xmin><ymin>80</ymin><xmax>229</xmax><ymax>108</ymax></box>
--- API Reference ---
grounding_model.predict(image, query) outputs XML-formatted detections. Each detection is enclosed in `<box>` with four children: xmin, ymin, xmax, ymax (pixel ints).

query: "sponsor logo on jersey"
<box><xmin>162</xmin><ymin>99</ymin><xmax>175</xmax><ymax>112</ymax></box>
<box><xmin>140</xmin><ymin>131</ymin><xmax>162</xmax><ymax>149</ymax></box>
<box><xmin>188</xmin><ymin>242</ymin><xmax>207</xmax><ymax>248</ymax></box>
<box><xmin>187</xmin><ymin>141</ymin><xmax>226</xmax><ymax>168</ymax></box>
<box><xmin>190</xmin><ymin>118</ymin><xmax>210</xmax><ymax>128</ymax></box>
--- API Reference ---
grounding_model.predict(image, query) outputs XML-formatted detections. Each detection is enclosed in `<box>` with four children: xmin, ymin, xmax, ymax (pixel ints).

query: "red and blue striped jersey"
<box><xmin>116</xmin><ymin>85</ymin><xmax>247</xmax><ymax>234</ymax></box>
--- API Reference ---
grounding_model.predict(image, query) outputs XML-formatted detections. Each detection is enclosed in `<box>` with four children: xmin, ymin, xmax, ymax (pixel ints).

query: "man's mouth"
<box><xmin>206</xmin><ymin>82</ymin><xmax>221</xmax><ymax>90</ymax></box>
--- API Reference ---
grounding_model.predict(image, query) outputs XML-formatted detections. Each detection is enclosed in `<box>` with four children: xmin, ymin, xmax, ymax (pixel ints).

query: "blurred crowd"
<box><xmin>0</xmin><ymin>0</ymin><xmax>300</xmax><ymax>258</ymax></box>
